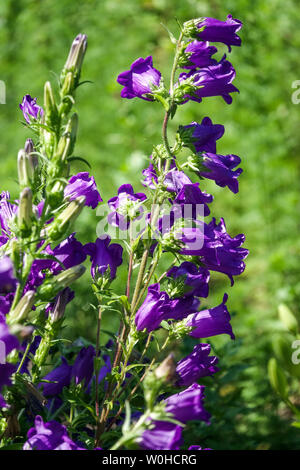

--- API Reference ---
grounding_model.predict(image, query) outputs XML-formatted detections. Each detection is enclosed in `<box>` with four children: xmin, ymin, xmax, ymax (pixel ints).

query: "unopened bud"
<box><xmin>18</xmin><ymin>188</ymin><xmax>33</xmax><ymax>236</ymax></box>
<box><xmin>39</xmin><ymin>265</ymin><xmax>85</xmax><ymax>300</ymax></box>
<box><xmin>268</xmin><ymin>357</ymin><xmax>289</xmax><ymax>400</ymax></box>
<box><xmin>278</xmin><ymin>304</ymin><xmax>299</xmax><ymax>335</ymax></box>
<box><xmin>154</xmin><ymin>354</ymin><xmax>177</xmax><ymax>382</ymax></box>
<box><xmin>44</xmin><ymin>81</ymin><xmax>58</xmax><ymax>119</ymax></box>
<box><xmin>18</xmin><ymin>149</ymin><xmax>33</xmax><ymax>187</ymax></box>
<box><xmin>54</xmin><ymin>113</ymin><xmax>78</xmax><ymax>163</ymax></box>
<box><xmin>7</xmin><ymin>290</ymin><xmax>36</xmax><ymax>325</ymax></box>
<box><xmin>50</xmin><ymin>288</ymin><xmax>73</xmax><ymax>323</ymax></box>
<box><xmin>25</xmin><ymin>138</ymin><xmax>39</xmax><ymax>171</ymax></box>
<box><xmin>63</xmin><ymin>33</ymin><xmax>87</xmax><ymax>77</ymax></box>
<box><xmin>47</xmin><ymin>196</ymin><xmax>86</xmax><ymax>240</ymax></box>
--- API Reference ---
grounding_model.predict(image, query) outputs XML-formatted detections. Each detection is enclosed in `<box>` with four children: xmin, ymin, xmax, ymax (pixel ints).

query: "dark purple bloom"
<box><xmin>72</xmin><ymin>345</ymin><xmax>95</xmax><ymax>388</ymax></box>
<box><xmin>0</xmin><ymin>256</ymin><xmax>17</xmax><ymax>294</ymax></box>
<box><xmin>186</xmin><ymin>294</ymin><xmax>234</xmax><ymax>339</ymax></box>
<box><xmin>135</xmin><ymin>284</ymin><xmax>170</xmax><ymax>332</ymax></box>
<box><xmin>199</xmin><ymin>153</ymin><xmax>242</xmax><ymax>193</ymax></box>
<box><xmin>139</xmin><ymin>421</ymin><xmax>183</xmax><ymax>450</ymax></box>
<box><xmin>84</xmin><ymin>235</ymin><xmax>123</xmax><ymax>279</ymax></box>
<box><xmin>108</xmin><ymin>184</ymin><xmax>147</xmax><ymax>230</ymax></box>
<box><xmin>178</xmin><ymin>56</ymin><xmax>238</xmax><ymax>104</ymax></box>
<box><xmin>164</xmin><ymin>170</ymin><xmax>193</xmax><ymax>193</ymax></box>
<box><xmin>142</xmin><ymin>162</ymin><xmax>158</xmax><ymax>189</ymax></box>
<box><xmin>167</xmin><ymin>261</ymin><xmax>210</xmax><ymax>298</ymax></box>
<box><xmin>195</xmin><ymin>15</ymin><xmax>242</xmax><ymax>51</ymax></box>
<box><xmin>167</xmin><ymin>296</ymin><xmax>200</xmax><ymax>322</ymax></box>
<box><xmin>165</xmin><ymin>383</ymin><xmax>210</xmax><ymax>424</ymax></box>
<box><xmin>41</xmin><ymin>357</ymin><xmax>72</xmax><ymax>397</ymax></box>
<box><xmin>0</xmin><ymin>191</ymin><xmax>17</xmax><ymax>240</ymax></box>
<box><xmin>64</xmin><ymin>172</ymin><xmax>102</xmax><ymax>209</ymax></box>
<box><xmin>183</xmin><ymin>41</ymin><xmax>217</xmax><ymax>69</ymax></box>
<box><xmin>201</xmin><ymin>218</ymin><xmax>248</xmax><ymax>285</ymax></box>
<box><xmin>176</xmin><ymin>343</ymin><xmax>219</xmax><ymax>387</ymax></box>
<box><xmin>173</xmin><ymin>183</ymin><xmax>213</xmax><ymax>217</ymax></box>
<box><xmin>50</xmin><ymin>233</ymin><xmax>87</xmax><ymax>272</ymax></box>
<box><xmin>179</xmin><ymin>117</ymin><xmax>224</xmax><ymax>154</ymax></box>
<box><xmin>19</xmin><ymin>94</ymin><xmax>44</xmax><ymax>123</ymax></box>
<box><xmin>117</xmin><ymin>56</ymin><xmax>161</xmax><ymax>101</ymax></box>
<box><xmin>23</xmin><ymin>415</ymin><xmax>85</xmax><ymax>450</ymax></box>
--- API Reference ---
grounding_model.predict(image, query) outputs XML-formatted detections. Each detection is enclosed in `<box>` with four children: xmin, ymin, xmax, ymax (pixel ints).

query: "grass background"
<box><xmin>1</xmin><ymin>0</ymin><xmax>300</xmax><ymax>449</ymax></box>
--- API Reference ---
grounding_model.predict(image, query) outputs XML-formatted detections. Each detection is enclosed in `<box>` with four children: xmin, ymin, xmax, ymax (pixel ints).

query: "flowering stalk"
<box><xmin>0</xmin><ymin>13</ymin><xmax>248</xmax><ymax>451</ymax></box>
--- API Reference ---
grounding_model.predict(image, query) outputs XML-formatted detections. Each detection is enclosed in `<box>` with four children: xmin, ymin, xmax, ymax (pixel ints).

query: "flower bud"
<box><xmin>25</xmin><ymin>138</ymin><xmax>39</xmax><ymax>172</ymax></box>
<box><xmin>7</xmin><ymin>290</ymin><xmax>36</xmax><ymax>325</ymax></box>
<box><xmin>278</xmin><ymin>304</ymin><xmax>299</xmax><ymax>335</ymax></box>
<box><xmin>154</xmin><ymin>354</ymin><xmax>177</xmax><ymax>382</ymax></box>
<box><xmin>38</xmin><ymin>265</ymin><xmax>85</xmax><ymax>300</ymax></box>
<box><xmin>18</xmin><ymin>149</ymin><xmax>33</xmax><ymax>187</ymax></box>
<box><xmin>62</xmin><ymin>34</ymin><xmax>87</xmax><ymax>79</ymax></box>
<box><xmin>50</xmin><ymin>288</ymin><xmax>73</xmax><ymax>323</ymax></box>
<box><xmin>53</xmin><ymin>113</ymin><xmax>78</xmax><ymax>164</ymax></box>
<box><xmin>18</xmin><ymin>188</ymin><xmax>33</xmax><ymax>237</ymax></box>
<box><xmin>268</xmin><ymin>357</ymin><xmax>289</xmax><ymax>400</ymax></box>
<box><xmin>44</xmin><ymin>81</ymin><xmax>58</xmax><ymax>120</ymax></box>
<box><xmin>47</xmin><ymin>196</ymin><xmax>86</xmax><ymax>241</ymax></box>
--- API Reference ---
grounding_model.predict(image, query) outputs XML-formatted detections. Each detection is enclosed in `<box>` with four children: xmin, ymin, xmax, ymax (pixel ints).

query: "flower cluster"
<box><xmin>0</xmin><ymin>14</ymin><xmax>247</xmax><ymax>452</ymax></box>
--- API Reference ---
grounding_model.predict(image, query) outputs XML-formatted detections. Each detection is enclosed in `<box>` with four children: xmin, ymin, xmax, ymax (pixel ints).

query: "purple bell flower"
<box><xmin>202</xmin><ymin>218</ymin><xmax>248</xmax><ymax>285</ymax></box>
<box><xmin>195</xmin><ymin>15</ymin><xmax>242</xmax><ymax>51</ymax></box>
<box><xmin>71</xmin><ymin>345</ymin><xmax>95</xmax><ymax>388</ymax></box>
<box><xmin>139</xmin><ymin>421</ymin><xmax>183</xmax><ymax>450</ymax></box>
<box><xmin>49</xmin><ymin>233</ymin><xmax>87</xmax><ymax>272</ymax></box>
<box><xmin>167</xmin><ymin>261</ymin><xmax>210</xmax><ymax>298</ymax></box>
<box><xmin>183</xmin><ymin>41</ymin><xmax>217</xmax><ymax>69</ymax></box>
<box><xmin>64</xmin><ymin>172</ymin><xmax>102</xmax><ymax>209</ymax></box>
<box><xmin>173</xmin><ymin>183</ymin><xmax>213</xmax><ymax>217</ymax></box>
<box><xmin>108</xmin><ymin>184</ymin><xmax>147</xmax><ymax>230</ymax></box>
<box><xmin>199</xmin><ymin>153</ymin><xmax>242</xmax><ymax>193</ymax></box>
<box><xmin>23</xmin><ymin>415</ymin><xmax>85</xmax><ymax>450</ymax></box>
<box><xmin>186</xmin><ymin>294</ymin><xmax>234</xmax><ymax>339</ymax></box>
<box><xmin>179</xmin><ymin>117</ymin><xmax>224</xmax><ymax>154</ymax></box>
<box><xmin>84</xmin><ymin>235</ymin><xmax>123</xmax><ymax>279</ymax></box>
<box><xmin>164</xmin><ymin>170</ymin><xmax>193</xmax><ymax>194</ymax></box>
<box><xmin>178</xmin><ymin>56</ymin><xmax>238</xmax><ymax>104</ymax></box>
<box><xmin>142</xmin><ymin>162</ymin><xmax>158</xmax><ymax>189</ymax></box>
<box><xmin>0</xmin><ymin>257</ymin><xmax>17</xmax><ymax>294</ymax></box>
<box><xmin>0</xmin><ymin>191</ymin><xmax>17</xmax><ymax>241</ymax></box>
<box><xmin>41</xmin><ymin>357</ymin><xmax>72</xmax><ymax>397</ymax></box>
<box><xmin>164</xmin><ymin>383</ymin><xmax>211</xmax><ymax>424</ymax></box>
<box><xmin>135</xmin><ymin>284</ymin><xmax>170</xmax><ymax>332</ymax></box>
<box><xmin>117</xmin><ymin>56</ymin><xmax>161</xmax><ymax>101</ymax></box>
<box><xmin>19</xmin><ymin>94</ymin><xmax>44</xmax><ymax>123</ymax></box>
<box><xmin>0</xmin><ymin>313</ymin><xmax>19</xmax><ymax>407</ymax></box>
<box><xmin>176</xmin><ymin>343</ymin><xmax>219</xmax><ymax>387</ymax></box>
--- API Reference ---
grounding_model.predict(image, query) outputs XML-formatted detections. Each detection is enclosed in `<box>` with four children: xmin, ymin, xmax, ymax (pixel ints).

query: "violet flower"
<box><xmin>139</xmin><ymin>421</ymin><xmax>183</xmax><ymax>450</ymax></box>
<box><xmin>164</xmin><ymin>170</ymin><xmax>193</xmax><ymax>193</ymax></box>
<box><xmin>135</xmin><ymin>284</ymin><xmax>170</xmax><ymax>332</ymax></box>
<box><xmin>178</xmin><ymin>56</ymin><xmax>238</xmax><ymax>104</ymax></box>
<box><xmin>108</xmin><ymin>184</ymin><xmax>147</xmax><ymax>230</ymax></box>
<box><xmin>186</xmin><ymin>294</ymin><xmax>235</xmax><ymax>339</ymax></box>
<box><xmin>164</xmin><ymin>383</ymin><xmax>211</xmax><ymax>424</ymax></box>
<box><xmin>23</xmin><ymin>415</ymin><xmax>85</xmax><ymax>450</ymax></box>
<box><xmin>0</xmin><ymin>256</ymin><xmax>17</xmax><ymax>294</ymax></box>
<box><xmin>41</xmin><ymin>357</ymin><xmax>72</xmax><ymax>397</ymax></box>
<box><xmin>173</xmin><ymin>183</ymin><xmax>213</xmax><ymax>217</ymax></box>
<box><xmin>84</xmin><ymin>235</ymin><xmax>123</xmax><ymax>279</ymax></box>
<box><xmin>167</xmin><ymin>261</ymin><xmax>210</xmax><ymax>298</ymax></box>
<box><xmin>195</xmin><ymin>15</ymin><xmax>242</xmax><ymax>51</ymax></box>
<box><xmin>199</xmin><ymin>152</ymin><xmax>243</xmax><ymax>193</ymax></box>
<box><xmin>0</xmin><ymin>313</ymin><xmax>19</xmax><ymax>406</ymax></box>
<box><xmin>64</xmin><ymin>172</ymin><xmax>102</xmax><ymax>209</ymax></box>
<box><xmin>117</xmin><ymin>56</ymin><xmax>161</xmax><ymax>101</ymax></box>
<box><xmin>179</xmin><ymin>117</ymin><xmax>224</xmax><ymax>154</ymax></box>
<box><xmin>176</xmin><ymin>343</ymin><xmax>219</xmax><ymax>387</ymax></box>
<box><xmin>182</xmin><ymin>41</ymin><xmax>217</xmax><ymax>69</ymax></box>
<box><xmin>142</xmin><ymin>162</ymin><xmax>158</xmax><ymax>189</ymax></box>
<box><xmin>0</xmin><ymin>191</ymin><xmax>17</xmax><ymax>240</ymax></box>
<box><xmin>19</xmin><ymin>94</ymin><xmax>44</xmax><ymax>123</ymax></box>
<box><xmin>71</xmin><ymin>345</ymin><xmax>95</xmax><ymax>388</ymax></box>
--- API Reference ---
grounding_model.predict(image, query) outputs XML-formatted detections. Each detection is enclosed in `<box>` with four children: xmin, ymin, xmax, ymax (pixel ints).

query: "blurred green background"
<box><xmin>1</xmin><ymin>0</ymin><xmax>300</xmax><ymax>449</ymax></box>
